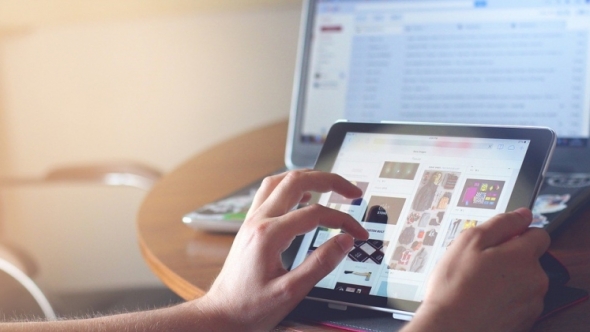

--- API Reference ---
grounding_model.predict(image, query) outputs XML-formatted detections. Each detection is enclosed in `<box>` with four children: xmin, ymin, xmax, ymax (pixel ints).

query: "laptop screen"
<box><xmin>287</xmin><ymin>0</ymin><xmax>590</xmax><ymax>169</ymax></box>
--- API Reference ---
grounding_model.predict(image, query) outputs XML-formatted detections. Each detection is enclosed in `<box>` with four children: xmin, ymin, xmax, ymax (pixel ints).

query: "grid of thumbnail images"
<box><xmin>304</xmin><ymin>161</ymin><xmax>506</xmax><ymax>294</ymax></box>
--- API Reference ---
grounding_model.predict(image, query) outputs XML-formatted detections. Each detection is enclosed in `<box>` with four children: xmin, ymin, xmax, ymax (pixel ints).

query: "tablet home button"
<box><xmin>393</xmin><ymin>313</ymin><xmax>413</xmax><ymax>321</ymax></box>
<box><xmin>327</xmin><ymin>303</ymin><xmax>348</xmax><ymax>311</ymax></box>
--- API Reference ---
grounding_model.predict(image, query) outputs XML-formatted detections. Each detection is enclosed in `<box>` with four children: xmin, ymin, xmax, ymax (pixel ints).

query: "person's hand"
<box><xmin>195</xmin><ymin>170</ymin><xmax>369</xmax><ymax>331</ymax></box>
<box><xmin>403</xmin><ymin>208</ymin><xmax>550</xmax><ymax>332</ymax></box>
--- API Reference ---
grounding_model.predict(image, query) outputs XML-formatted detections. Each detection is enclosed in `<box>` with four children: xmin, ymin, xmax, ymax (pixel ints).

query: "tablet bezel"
<box><xmin>284</xmin><ymin>121</ymin><xmax>556</xmax><ymax>314</ymax></box>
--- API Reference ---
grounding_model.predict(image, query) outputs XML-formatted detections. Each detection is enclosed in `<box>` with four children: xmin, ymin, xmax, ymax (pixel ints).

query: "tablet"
<box><xmin>284</xmin><ymin>121</ymin><xmax>556</xmax><ymax>320</ymax></box>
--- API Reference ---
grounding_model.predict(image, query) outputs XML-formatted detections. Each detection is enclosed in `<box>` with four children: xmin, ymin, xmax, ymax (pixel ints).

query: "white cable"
<box><xmin>0</xmin><ymin>258</ymin><xmax>56</xmax><ymax>320</ymax></box>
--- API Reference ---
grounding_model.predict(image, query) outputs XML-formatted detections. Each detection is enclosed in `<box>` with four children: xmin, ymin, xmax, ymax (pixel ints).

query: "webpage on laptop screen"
<box><xmin>291</xmin><ymin>132</ymin><xmax>531</xmax><ymax>303</ymax></box>
<box><xmin>301</xmin><ymin>0</ymin><xmax>590</xmax><ymax>146</ymax></box>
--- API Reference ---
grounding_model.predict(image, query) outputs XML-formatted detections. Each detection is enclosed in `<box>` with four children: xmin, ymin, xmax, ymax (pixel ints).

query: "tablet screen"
<box><xmin>288</xmin><ymin>122</ymin><xmax>555</xmax><ymax>314</ymax></box>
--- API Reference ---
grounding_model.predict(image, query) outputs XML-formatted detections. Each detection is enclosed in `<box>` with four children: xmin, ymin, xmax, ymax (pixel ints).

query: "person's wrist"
<box><xmin>182</xmin><ymin>295</ymin><xmax>227</xmax><ymax>331</ymax></box>
<box><xmin>184</xmin><ymin>293</ymin><xmax>251</xmax><ymax>331</ymax></box>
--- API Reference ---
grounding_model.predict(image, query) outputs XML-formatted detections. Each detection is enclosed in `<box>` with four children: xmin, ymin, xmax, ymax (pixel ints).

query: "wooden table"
<box><xmin>137</xmin><ymin>120</ymin><xmax>590</xmax><ymax>331</ymax></box>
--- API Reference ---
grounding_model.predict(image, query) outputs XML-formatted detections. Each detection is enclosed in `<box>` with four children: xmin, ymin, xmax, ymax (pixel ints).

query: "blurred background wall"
<box><xmin>0</xmin><ymin>0</ymin><xmax>301</xmax><ymax>294</ymax></box>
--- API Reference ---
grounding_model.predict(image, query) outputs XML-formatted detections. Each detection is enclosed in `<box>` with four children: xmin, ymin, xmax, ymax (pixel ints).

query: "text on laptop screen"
<box><xmin>299</xmin><ymin>0</ymin><xmax>590</xmax><ymax>146</ymax></box>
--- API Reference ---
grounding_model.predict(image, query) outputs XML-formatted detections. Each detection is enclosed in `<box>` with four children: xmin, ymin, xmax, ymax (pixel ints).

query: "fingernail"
<box><xmin>513</xmin><ymin>207</ymin><xmax>532</xmax><ymax>220</ymax></box>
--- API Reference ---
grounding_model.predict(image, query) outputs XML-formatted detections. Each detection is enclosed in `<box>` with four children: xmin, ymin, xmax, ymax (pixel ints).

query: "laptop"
<box><xmin>184</xmin><ymin>0</ymin><xmax>590</xmax><ymax>233</ymax></box>
<box><xmin>285</xmin><ymin>0</ymin><xmax>590</xmax><ymax>234</ymax></box>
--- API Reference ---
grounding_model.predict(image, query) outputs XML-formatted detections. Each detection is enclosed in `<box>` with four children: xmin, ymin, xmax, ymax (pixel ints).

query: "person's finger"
<box><xmin>248</xmin><ymin>170</ymin><xmax>313</xmax><ymax>213</ymax></box>
<box><xmin>299</xmin><ymin>192</ymin><xmax>312</xmax><ymax>204</ymax></box>
<box><xmin>470</xmin><ymin>208</ymin><xmax>533</xmax><ymax>249</ymax></box>
<box><xmin>249</xmin><ymin>173</ymin><xmax>284</xmax><ymax>212</ymax></box>
<box><xmin>267</xmin><ymin>204</ymin><xmax>368</xmax><ymax>252</ymax></box>
<box><xmin>501</xmin><ymin>227</ymin><xmax>551</xmax><ymax>258</ymax></box>
<box><xmin>284</xmin><ymin>233</ymin><xmax>354</xmax><ymax>296</ymax></box>
<box><xmin>258</xmin><ymin>171</ymin><xmax>362</xmax><ymax>218</ymax></box>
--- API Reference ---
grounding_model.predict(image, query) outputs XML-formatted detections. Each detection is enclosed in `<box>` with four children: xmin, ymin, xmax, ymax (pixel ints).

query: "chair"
<box><xmin>0</xmin><ymin>161</ymin><xmax>162</xmax><ymax>320</ymax></box>
<box><xmin>0</xmin><ymin>242</ymin><xmax>56</xmax><ymax>320</ymax></box>
<box><xmin>1</xmin><ymin>162</ymin><xmax>161</xmax><ymax>190</ymax></box>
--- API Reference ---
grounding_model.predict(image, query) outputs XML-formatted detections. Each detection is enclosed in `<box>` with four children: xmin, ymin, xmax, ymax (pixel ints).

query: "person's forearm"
<box><xmin>401</xmin><ymin>315</ymin><xmax>454</xmax><ymax>332</ymax></box>
<box><xmin>0</xmin><ymin>300</ymin><xmax>220</xmax><ymax>332</ymax></box>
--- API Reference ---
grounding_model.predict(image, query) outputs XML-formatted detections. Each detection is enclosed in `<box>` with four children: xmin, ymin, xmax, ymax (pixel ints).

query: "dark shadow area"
<box><xmin>0</xmin><ymin>277</ymin><xmax>184</xmax><ymax>322</ymax></box>
<box><xmin>53</xmin><ymin>287</ymin><xmax>185</xmax><ymax>319</ymax></box>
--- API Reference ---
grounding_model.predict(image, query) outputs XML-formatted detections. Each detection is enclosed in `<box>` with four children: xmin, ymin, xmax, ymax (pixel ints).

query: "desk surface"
<box><xmin>137</xmin><ymin>120</ymin><xmax>590</xmax><ymax>331</ymax></box>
